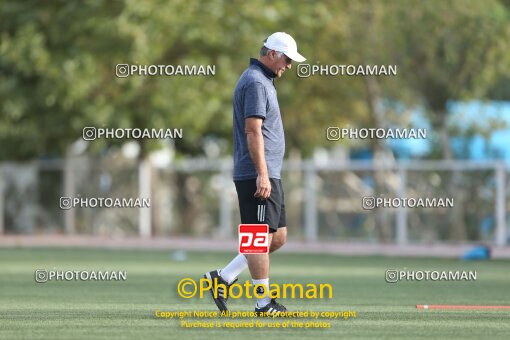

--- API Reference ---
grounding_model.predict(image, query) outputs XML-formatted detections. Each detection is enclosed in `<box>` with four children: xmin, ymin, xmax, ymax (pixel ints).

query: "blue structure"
<box><xmin>386</xmin><ymin>100</ymin><xmax>510</xmax><ymax>161</ymax></box>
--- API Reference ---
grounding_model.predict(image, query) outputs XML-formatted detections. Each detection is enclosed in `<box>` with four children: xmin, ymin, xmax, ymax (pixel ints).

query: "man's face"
<box><xmin>270</xmin><ymin>51</ymin><xmax>292</xmax><ymax>78</ymax></box>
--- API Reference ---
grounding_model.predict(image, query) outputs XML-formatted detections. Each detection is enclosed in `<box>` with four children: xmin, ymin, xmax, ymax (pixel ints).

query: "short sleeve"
<box><xmin>243</xmin><ymin>82</ymin><xmax>267</xmax><ymax>119</ymax></box>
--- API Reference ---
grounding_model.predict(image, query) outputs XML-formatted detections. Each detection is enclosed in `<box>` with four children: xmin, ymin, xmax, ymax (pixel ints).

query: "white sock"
<box><xmin>252</xmin><ymin>278</ymin><xmax>271</xmax><ymax>307</ymax></box>
<box><xmin>220</xmin><ymin>254</ymin><xmax>248</xmax><ymax>284</ymax></box>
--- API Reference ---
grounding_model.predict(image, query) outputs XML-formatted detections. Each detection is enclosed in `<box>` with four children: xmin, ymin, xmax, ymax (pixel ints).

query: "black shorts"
<box><xmin>234</xmin><ymin>178</ymin><xmax>287</xmax><ymax>233</ymax></box>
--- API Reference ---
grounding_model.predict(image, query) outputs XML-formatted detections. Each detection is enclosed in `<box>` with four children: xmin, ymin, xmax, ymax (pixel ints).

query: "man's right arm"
<box><xmin>245</xmin><ymin>117</ymin><xmax>271</xmax><ymax>199</ymax></box>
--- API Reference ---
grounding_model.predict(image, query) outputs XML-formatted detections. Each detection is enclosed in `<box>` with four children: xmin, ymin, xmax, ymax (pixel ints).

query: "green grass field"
<box><xmin>1</xmin><ymin>247</ymin><xmax>509</xmax><ymax>339</ymax></box>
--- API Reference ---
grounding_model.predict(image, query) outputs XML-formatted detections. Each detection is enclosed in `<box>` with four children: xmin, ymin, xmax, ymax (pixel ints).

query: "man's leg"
<box><xmin>246</xmin><ymin>233</ymin><xmax>273</xmax><ymax>309</ymax></box>
<box><xmin>205</xmin><ymin>179</ymin><xmax>287</xmax><ymax>313</ymax></box>
<box><xmin>219</xmin><ymin>254</ymin><xmax>248</xmax><ymax>284</ymax></box>
<box><xmin>250</xmin><ymin>228</ymin><xmax>287</xmax><ymax>315</ymax></box>
<box><xmin>222</xmin><ymin>226</ymin><xmax>286</xmax><ymax>285</ymax></box>
<box><xmin>249</xmin><ymin>179</ymin><xmax>287</xmax><ymax>313</ymax></box>
<box><xmin>245</xmin><ymin>233</ymin><xmax>274</xmax><ymax>278</ymax></box>
<box><xmin>270</xmin><ymin>227</ymin><xmax>287</xmax><ymax>253</ymax></box>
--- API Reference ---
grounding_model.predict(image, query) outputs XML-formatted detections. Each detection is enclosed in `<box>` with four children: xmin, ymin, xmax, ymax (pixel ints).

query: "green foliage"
<box><xmin>388</xmin><ymin>0</ymin><xmax>510</xmax><ymax>110</ymax></box>
<box><xmin>1</xmin><ymin>0</ymin><xmax>509</xmax><ymax>160</ymax></box>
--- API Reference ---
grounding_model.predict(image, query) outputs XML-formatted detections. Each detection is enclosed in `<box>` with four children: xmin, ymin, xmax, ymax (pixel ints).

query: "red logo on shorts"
<box><xmin>239</xmin><ymin>224</ymin><xmax>269</xmax><ymax>254</ymax></box>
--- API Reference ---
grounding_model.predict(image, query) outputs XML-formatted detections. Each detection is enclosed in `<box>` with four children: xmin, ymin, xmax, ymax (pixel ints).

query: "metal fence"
<box><xmin>0</xmin><ymin>158</ymin><xmax>507</xmax><ymax>246</ymax></box>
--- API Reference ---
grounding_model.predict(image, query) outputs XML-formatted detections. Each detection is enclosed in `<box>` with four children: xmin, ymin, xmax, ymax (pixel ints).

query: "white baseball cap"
<box><xmin>264</xmin><ymin>32</ymin><xmax>306</xmax><ymax>62</ymax></box>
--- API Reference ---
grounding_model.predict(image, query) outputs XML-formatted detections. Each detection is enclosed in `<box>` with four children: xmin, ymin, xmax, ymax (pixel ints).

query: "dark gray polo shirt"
<box><xmin>233</xmin><ymin>58</ymin><xmax>285</xmax><ymax>180</ymax></box>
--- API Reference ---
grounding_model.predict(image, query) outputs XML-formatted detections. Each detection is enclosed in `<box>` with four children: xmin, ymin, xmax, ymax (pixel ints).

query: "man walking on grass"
<box><xmin>205</xmin><ymin>32</ymin><xmax>306</xmax><ymax>316</ymax></box>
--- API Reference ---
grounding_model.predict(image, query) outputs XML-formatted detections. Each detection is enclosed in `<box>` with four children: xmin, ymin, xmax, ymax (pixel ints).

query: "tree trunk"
<box><xmin>434</xmin><ymin>111</ymin><xmax>467</xmax><ymax>241</ymax></box>
<box><xmin>364</xmin><ymin>76</ymin><xmax>392</xmax><ymax>242</ymax></box>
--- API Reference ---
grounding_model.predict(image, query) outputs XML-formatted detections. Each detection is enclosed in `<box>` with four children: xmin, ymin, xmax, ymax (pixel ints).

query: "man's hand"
<box><xmin>255</xmin><ymin>173</ymin><xmax>271</xmax><ymax>199</ymax></box>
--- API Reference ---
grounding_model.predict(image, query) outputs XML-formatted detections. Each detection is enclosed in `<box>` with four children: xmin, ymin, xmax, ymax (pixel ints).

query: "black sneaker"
<box><xmin>203</xmin><ymin>270</ymin><xmax>237</xmax><ymax>312</ymax></box>
<box><xmin>255</xmin><ymin>299</ymin><xmax>287</xmax><ymax>316</ymax></box>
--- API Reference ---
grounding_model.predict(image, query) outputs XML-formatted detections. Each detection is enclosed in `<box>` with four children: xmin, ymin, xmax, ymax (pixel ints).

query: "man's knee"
<box><xmin>270</xmin><ymin>227</ymin><xmax>287</xmax><ymax>253</ymax></box>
